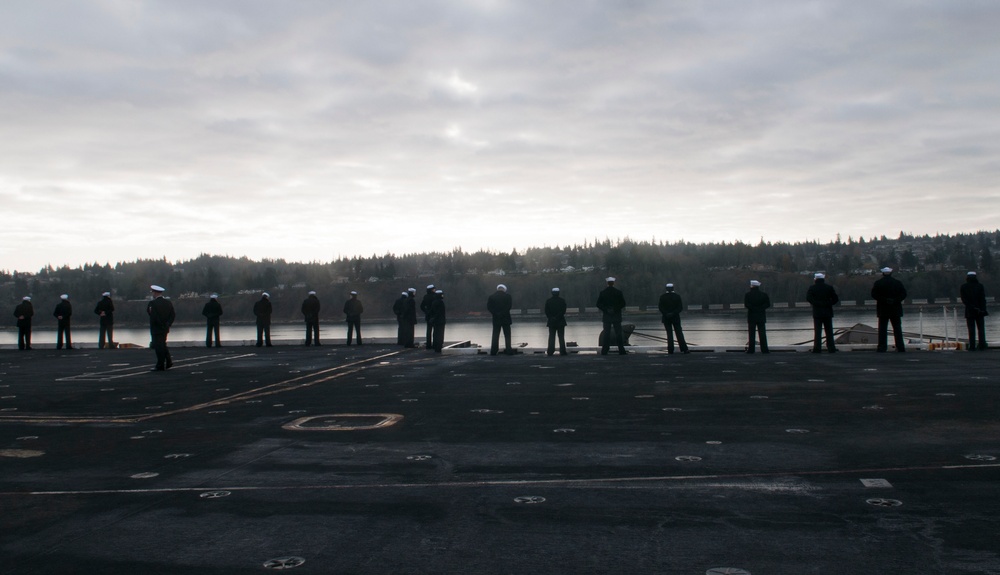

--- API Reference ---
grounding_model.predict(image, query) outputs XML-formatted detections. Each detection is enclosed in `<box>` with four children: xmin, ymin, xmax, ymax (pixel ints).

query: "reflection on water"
<box><xmin>3</xmin><ymin>309</ymin><xmax>995</xmax><ymax>348</ymax></box>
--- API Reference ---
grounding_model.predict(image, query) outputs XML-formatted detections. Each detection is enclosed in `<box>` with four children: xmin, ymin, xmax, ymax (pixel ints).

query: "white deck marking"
<box><xmin>56</xmin><ymin>354</ymin><xmax>257</xmax><ymax>381</ymax></box>
<box><xmin>9</xmin><ymin>463</ymin><xmax>1000</xmax><ymax>497</ymax></box>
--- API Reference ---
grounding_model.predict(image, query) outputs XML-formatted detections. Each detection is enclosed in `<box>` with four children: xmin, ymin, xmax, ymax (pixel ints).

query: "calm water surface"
<box><xmin>3</xmin><ymin>309</ymin><xmax>995</xmax><ymax>348</ymax></box>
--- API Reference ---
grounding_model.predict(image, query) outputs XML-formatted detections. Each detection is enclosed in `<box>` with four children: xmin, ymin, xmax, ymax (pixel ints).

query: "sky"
<box><xmin>2</xmin><ymin>1</ymin><xmax>999</xmax><ymax>273</ymax></box>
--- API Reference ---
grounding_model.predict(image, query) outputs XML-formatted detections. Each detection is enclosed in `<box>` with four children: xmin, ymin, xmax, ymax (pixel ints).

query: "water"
<box><xmin>3</xmin><ymin>309</ymin><xmax>995</xmax><ymax>348</ymax></box>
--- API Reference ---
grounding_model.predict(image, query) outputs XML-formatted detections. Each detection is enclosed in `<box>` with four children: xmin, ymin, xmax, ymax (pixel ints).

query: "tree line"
<box><xmin>2</xmin><ymin>231</ymin><xmax>996</xmax><ymax>327</ymax></box>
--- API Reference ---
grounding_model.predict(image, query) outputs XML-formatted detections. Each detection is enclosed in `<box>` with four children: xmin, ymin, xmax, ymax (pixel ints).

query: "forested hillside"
<box><xmin>3</xmin><ymin>231</ymin><xmax>996</xmax><ymax>326</ymax></box>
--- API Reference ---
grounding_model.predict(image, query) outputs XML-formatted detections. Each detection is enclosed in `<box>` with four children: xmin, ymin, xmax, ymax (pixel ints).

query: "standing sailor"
<box><xmin>202</xmin><ymin>294</ymin><xmax>223</xmax><ymax>347</ymax></box>
<box><xmin>253</xmin><ymin>292</ymin><xmax>273</xmax><ymax>347</ymax></box>
<box><xmin>596</xmin><ymin>277</ymin><xmax>627</xmax><ymax>355</ymax></box>
<box><xmin>871</xmin><ymin>267</ymin><xmax>907</xmax><ymax>352</ymax></box>
<box><xmin>94</xmin><ymin>292</ymin><xmax>116</xmax><ymax>349</ymax></box>
<box><xmin>54</xmin><ymin>294</ymin><xmax>73</xmax><ymax>349</ymax></box>
<box><xmin>545</xmin><ymin>288</ymin><xmax>568</xmax><ymax>356</ymax></box>
<box><xmin>401</xmin><ymin>288</ymin><xmax>418</xmax><ymax>348</ymax></box>
<box><xmin>302</xmin><ymin>291</ymin><xmax>321</xmax><ymax>346</ymax></box>
<box><xmin>344</xmin><ymin>291</ymin><xmax>364</xmax><ymax>345</ymax></box>
<box><xmin>658</xmin><ymin>283</ymin><xmax>689</xmax><ymax>354</ymax></box>
<box><xmin>420</xmin><ymin>285</ymin><xmax>436</xmax><ymax>349</ymax></box>
<box><xmin>744</xmin><ymin>280</ymin><xmax>770</xmax><ymax>354</ymax></box>
<box><xmin>147</xmin><ymin>285</ymin><xmax>175</xmax><ymax>371</ymax></box>
<box><xmin>960</xmin><ymin>271</ymin><xmax>988</xmax><ymax>351</ymax></box>
<box><xmin>14</xmin><ymin>296</ymin><xmax>33</xmax><ymax>350</ymax></box>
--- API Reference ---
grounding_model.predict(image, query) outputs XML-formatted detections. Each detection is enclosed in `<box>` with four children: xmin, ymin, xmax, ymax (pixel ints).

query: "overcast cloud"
<box><xmin>2</xmin><ymin>0</ymin><xmax>999</xmax><ymax>271</ymax></box>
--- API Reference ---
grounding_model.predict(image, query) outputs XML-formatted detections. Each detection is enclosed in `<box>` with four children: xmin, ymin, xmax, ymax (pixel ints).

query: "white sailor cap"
<box><xmin>814</xmin><ymin>273</ymin><xmax>825</xmax><ymax>280</ymax></box>
<box><xmin>308</xmin><ymin>290</ymin><xmax>316</xmax><ymax>295</ymax></box>
<box><xmin>408</xmin><ymin>288</ymin><xmax>416</xmax><ymax>292</ymax></box>
<box><xmin>426</xmin><ymin>284</ymin><xmax>435</xmax><ymax>290</ymax></box>
<box><xmin>262</xmin><ymin>292</ymin><xmax>270</xmax><ymax>297</ymax></box>
<box><xmin>606</xmin><ymin>277</ymin><xmax>616</xmax><ymax>282</ymax></box>
<box><xmin>665</xmin><ymin>283</ymin><xmax>674</xmax><ymax>289</ymax></box>
<box><xmin>435</xmin><ymin>289</ymin><xmax>443</xmax><ymax>294</ymax></box>
<box><xmin>23</xmin><ymin>296</ymin><xmax>31</xmax><ymax>301</ymax></box>
<box><xmin>750</xmin><ymin>280</ymin><xmax>761</xmax><ymax>287</ymax></box>
<box><xmin>401</xmin><ymin>291</ymin><xmax>408</xmax><ymax>296</ymax></box>
<box><xmin>350</xmin><ymin>291</ymin><xmax>358</xmax><ymax>295</ymax></box>
<box><xmin>968</xmin><ymin>271</ymin><xmax>977</xmax><ymax>276</ymax></box>
<box><xmin>102</xmin><ymin>291</ymin><xmax>111</xmax><ymax>297</ymax></box>
<box><xmin>881</xmin><ymin>267</ymin><xmax>893</xmax><ymax>273</ymax></box>
<box><xmin>551</xmin><ymin>287</ymin><xmax>560</xmax><ymax>292</ymax></box>
<box><xmin>210</xmin><ymin>293</ymin><xmax>219</xmax><ymax>299</ymax></box>
<box><xmin>497</xmin><ymin>284</ymin><xmax>507</xmax><ymax>291</ymax></box>
<box><xmin>150</xmin><ymin>285</ymin><xmax>165</xmax><ymax>292</ymax></box>
<box><xmin>60</xmin><ymin>293</ymin><xmax>69</xmax><ymax>300</ymax></box>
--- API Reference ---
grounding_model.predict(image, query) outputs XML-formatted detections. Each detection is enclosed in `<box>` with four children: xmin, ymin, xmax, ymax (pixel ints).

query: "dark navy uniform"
<box><xmin>147</xmin><ymin>290</ymin><xmax>175</xmax><ymax>371</ymax></box>
<box><xmin>807</xmin><ymin>274</ymin><xmax>839</xmax><ymax>353</ymax></box>
<box><xmin>94</xmin><ymin>294</ymin><xmax>115</xmax><ymax>349</ymax></box>
<box><xmin>658</xmin><ymin>285</ymin><xmax>689</xmax><ymax>354</ymax></box>
<box><xmin>871</xmin><ymin>269</ymin><xmax>907</xmax><ymax>352</ymax></box>
<box><xmin>14</xmin><ymin>298</ymin><xmax>33</xmax><ymax>350</ymax></box>
<box><xmin>202</xmin><ymin>296</ymin><xmax>223</xmax><ymax>347</ymax></box>
<box><xmin>744</xmin><ymin>283</ymin><xmax>770</xmax><ymax>354</ymax></box>
<box><xmin>544</xmin><ymin>289</ymin><xmax>567</xmax><ymax>356</ymax></box>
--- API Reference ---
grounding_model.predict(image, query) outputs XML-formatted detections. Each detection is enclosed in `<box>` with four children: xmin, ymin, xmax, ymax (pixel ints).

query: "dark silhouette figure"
<box><xmin>393</xmin><ymin>292</ymin><xmax>408</xmax><ymax>345</ymax></box>
<box><xmin>420</xmin><ymin>285</ymin><xmax>436</xmax><ymax>349</ymax></box>
<box><xmin>658</xmin><ymin>283</ymin><xmax>689</xmax><ymax>354</ymax></box>
<box><xmin>597</xmin><ymin>277</ymin><xmax>627</xmax><ymax>355</ymax></box>
<box><xmin>202</xmin><ymin>294</ymin><xmax>223</xmax><ymax>347</ymax></box>
<box><xmin>253</xmin><ymin>293</ymin><xmax>273</xmax><ymax>347</ymax></box>
<box><xmin>94</xmin><ymin>292</ymin><xmax>116</xmax><ymax>349</ymax></box>
<box><xmin>960</xmin><ymin>271</ymin><xmax>989</xmax><ymax>351</ymax></box>
<box><xmin>429</xmin><ymin>290</ymin><xmax>446</xmax><ymax>353</ymax></box>
<box><xmin>147</xmin><ymin>285</ymin><xmax>175</xmax><ymax>371</ymax></box>
<box><xmin>871</xmin><ymin>267</ymin><xmax>907</xmax><ymax>352</ymax></box>
<box><xmin>302</xmin><ymin>291</ymin><xmax>321</xmax><ymax>346</ymax></box>
<box><xmin>544</xmin><ymin>288</ymin><xmax>567</xmax><ymax>356</ymax></box>
<box><xmin>401</xmin><ymin>289</ymin><xmax>418</xmax><ymax>348</ymax></box>
<box><xmin>806</xmin><ymin>273</ymin><xmax>839</xmax><ymax>353</ymax></box>
<box><xmin>13</xmin><ymin>296</ymin><xmax>33</xmax><ymax>350</ymax></box>
<box><xmin>344</xmin><ymin>291</ymin><xmax>364</xmax><ymax>345</ymax></box>
<box><xmin>53</xmin><ymin>294</ymin><xmax>73</xmax><ymax>349</ymax></box>
<box><xmin>744</xmin><ymin>280</ymin><xmax>771</xmax><ymax>354</ymax></box>
<box><xmin>487</xmin><ymin>284</ymin><xmax>514</xmax><ymax>355</ymax></box>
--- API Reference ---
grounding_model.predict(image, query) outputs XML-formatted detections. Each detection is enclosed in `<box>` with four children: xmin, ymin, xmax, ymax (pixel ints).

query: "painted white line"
<box><xmin>56</xmin><ymin>354</ymin><xmax>257</xmax><ymax>381</ymax></box>
<box><xmin>10</xmin><ymin>463</ymin><xmax>1000</xmax><ymax>497</ymax></box>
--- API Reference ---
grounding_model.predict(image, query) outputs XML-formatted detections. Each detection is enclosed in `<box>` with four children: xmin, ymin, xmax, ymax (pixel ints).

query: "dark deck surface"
<box><xmin>1</xmin><ymin>344</ymin><xmax>999</xmax><ymax>574</ymax></box>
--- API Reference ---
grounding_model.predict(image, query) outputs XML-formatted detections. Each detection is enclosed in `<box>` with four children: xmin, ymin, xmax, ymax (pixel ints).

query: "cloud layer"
<box><xmin>2</xmin><ymin>0</ymin><xmax>999</xmax><ymax>271</ymax></box>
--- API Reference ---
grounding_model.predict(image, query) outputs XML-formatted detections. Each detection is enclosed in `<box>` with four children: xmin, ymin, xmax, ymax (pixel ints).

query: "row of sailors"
<box><xmin>12</xmin><ymin>270</ymin><xmax>989</xmax><ymax>357</ymax></box>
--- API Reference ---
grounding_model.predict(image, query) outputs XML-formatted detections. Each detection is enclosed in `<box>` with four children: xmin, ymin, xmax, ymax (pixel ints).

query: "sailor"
<box><xmin>596</xmin><ymin>277</ymin><xmax>627</xmax><ymax>355</ymax></box>
<box><xmin>253</xmin><ymin>292</ymin><xmax>273</xmax><ymax>347</ymax></box>
<box><xmin>401</xmin><ymin>288</ymin><xmax>418</xmax><ymax>348</ymax></box>
<box><xmin>13</xmin><ymin>296</ymin><xmax>33</xmax><ymax>350</ymax></box>
<box><xmin>94</xmin><ymin>291</ymin><xmax>116</xmax><ymax>349</ymax></box>
<box><xmin>147</xmin><ymin>285</ymin><xmax>175</xmax><ymax>371</ymax></box>
<box><xmin>202</xmin><ymin>294</ymin><xmax>223</xmax><ymax>347</ymax></box>
<box><xmin>871</xmin><ymin>267</ymin><xmax>907</xmax><ymax>352</ymax></box>
<box><xmin>344</xmin><ymin>291</ymin><xmax>364</xmax><ymax>345</ymax></box>
<box><xmin>302</xmin><ymin>290</ymin><xmax>321</xmax><ymax>346</ymax></box>
<box><xmin>806</xmin><ymin>273</ymin><xmax>839</xmax><ymax>353</ymax></box>
<box><xmin>544</xmin><ymin>287</ymin><xmax>568</xmax><ymax>356</ymax></box>
<box><xmin>420</xmin><ymin>285</ymin><xmax>436</xmax><ymax>349</ymax></box>
<box><xmin>960</xmin><ymin>271</ymin><xmax>988</xmax><ymax>351</ymax></box>
<box><xmin>53</xmin><ymin>294</ymin><xmax>73</xmax><ymax>349</ymax></box>
<box><xmin>393</xmin><ymin>291</ymin><xmax>408</xmax><ymax>345</ymax></box>
<box><xmin>744</xmin><ymin>280</ymin><xmax>770</xmax><ymax>354</ymax></box>
<box><xmin>658</xmin><ymin>283</ymin><xmax>689</xmax><ymax>354</ymax></box>
<box><xmin>429</xmin><ymin>289</ymin><xmax>446</xmax><ymax>353</ymax></box>
<box><xmin>487</xmin><ymin>284</ymin><xmax>514</xmax><ymax>355</ymax></box>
